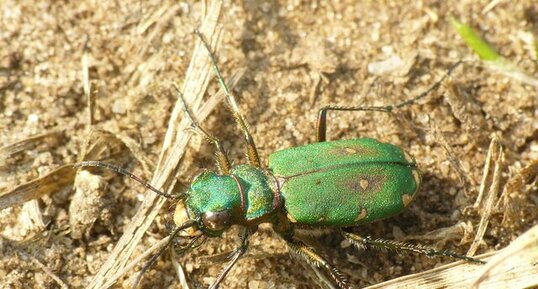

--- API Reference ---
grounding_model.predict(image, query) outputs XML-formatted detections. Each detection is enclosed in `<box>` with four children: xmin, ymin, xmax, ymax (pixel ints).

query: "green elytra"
<box><xmin>271</xmin><ymin>138</ymin><xmax>420</xmax><ymax>226</ymax></box>
<box><xmin>75</xmin><ymin>32</ymin><xmax>484</xmax><ymax>289</ymax></box>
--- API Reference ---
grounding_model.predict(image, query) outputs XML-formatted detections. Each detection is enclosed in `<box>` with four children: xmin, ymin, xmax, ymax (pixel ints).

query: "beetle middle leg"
<box><xmin>316</xmin><ymin>61</ymin><xmax>462</xmax><ymax>142</ymax></box>
<box><xmin>195</xmin><ymin>30</ymin><xmax>262</xmax><ymax>168</ymax></box>
<box><xmin>342</xmin><ymin>230</ymin><xmax>485</xmax><ymax>264</ymax></box>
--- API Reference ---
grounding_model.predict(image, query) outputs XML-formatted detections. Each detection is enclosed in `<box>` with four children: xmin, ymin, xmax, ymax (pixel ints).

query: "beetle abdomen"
<box><xmin>268</xmin><ymin>138</ymin><xmax>420</xmax><ymax>226</ymax></box>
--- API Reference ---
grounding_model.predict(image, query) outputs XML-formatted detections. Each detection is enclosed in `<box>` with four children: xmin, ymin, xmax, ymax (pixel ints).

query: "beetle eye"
<box><xmin>201</xmin><ymin>210</ymin><xmax>231</xmax><ymax>231</ymax></box>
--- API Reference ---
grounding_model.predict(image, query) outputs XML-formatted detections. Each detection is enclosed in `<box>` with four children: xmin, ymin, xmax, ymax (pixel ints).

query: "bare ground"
<box><xmin>1</xmin><ymin>1</ymin><xmax>537</xmax><ymax>289</ymax></box>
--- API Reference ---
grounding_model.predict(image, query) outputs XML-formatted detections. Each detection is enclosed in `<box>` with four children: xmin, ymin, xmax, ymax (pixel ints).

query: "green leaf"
<box><xmin>450</xmin><ymin>16</ymin><xmax>538</xmax><ymax>87</ymax></box>
<box><xmin>450</xmin><ymin>16</ymin><xmax>501</xmax><ymax>61</ymax></box>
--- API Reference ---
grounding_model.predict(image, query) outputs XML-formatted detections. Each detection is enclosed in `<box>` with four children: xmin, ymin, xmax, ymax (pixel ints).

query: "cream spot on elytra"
<box><xmin>354</xmin><ymin>208</ymin><xmax>368</xmax><ymax>222</ymax></box>
<box><xmin>359</xmin><ymin>179</ymin><xmax>369</xmax><ymax>190</ymax></box>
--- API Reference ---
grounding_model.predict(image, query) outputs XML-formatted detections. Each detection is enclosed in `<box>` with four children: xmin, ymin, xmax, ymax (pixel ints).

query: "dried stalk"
<box><xmin>87</xmin><ymin>1</ymin><xmax>224</xmax><ymax>288</ymax></box>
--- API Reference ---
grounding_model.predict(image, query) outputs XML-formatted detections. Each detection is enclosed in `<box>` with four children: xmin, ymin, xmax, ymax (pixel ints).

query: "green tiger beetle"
<box><xmin>75</xmin><ymin>31</ymin><xmax>485</xmax><ymax>289</ymax></box>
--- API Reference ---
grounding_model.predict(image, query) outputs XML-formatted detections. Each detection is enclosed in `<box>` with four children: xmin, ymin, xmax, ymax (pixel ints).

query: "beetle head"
<box><xmin>175</xmin><ymin>171</ymin><xmax>241</xmax><ymax>237</ymax></box>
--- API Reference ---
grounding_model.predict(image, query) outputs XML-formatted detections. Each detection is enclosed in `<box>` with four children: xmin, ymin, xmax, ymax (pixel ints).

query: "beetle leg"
<box><xmin>209</xmin><ymin>227</ymin><xmax>250</xmax><ymax>289</ymax></box>
<box><xmin>316</xmin><ymin>61</ymin><xmax>462</xmax><ymax>142</ymax></box>
<box><xmin>131</xmin><ymin>221</ymin><xmax>197</xmax><ymax>289</ymax></box>
<box><xmin>342</xmin><ymin>230</ymin><xmax>485</xmax><ymax>264</ymax></box>
<box><xmin>195</xmin><ymin>30</ymin><xmax>262</xmax><ymax>168</ymax></box>
<box><xmin>283</xmin><ymin>237</ymin><xmax>351</xmax><ymax>289</ymax></box>
<box><xmin>174</xmin><ymin>86</ymin><xmax>232</xmax><ymax>174</ymax></box>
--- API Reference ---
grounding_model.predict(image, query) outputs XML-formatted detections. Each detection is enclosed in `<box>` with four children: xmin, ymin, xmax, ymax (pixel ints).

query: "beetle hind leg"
<box><xmin>316</xmin><ymin>61</ymin><xmax>463</xmax><ymax>142</ymax></box>
<box><xmin>342</xmin><ymin>230</ymin><xmax>485</xmax><ymax>264</ymax></box>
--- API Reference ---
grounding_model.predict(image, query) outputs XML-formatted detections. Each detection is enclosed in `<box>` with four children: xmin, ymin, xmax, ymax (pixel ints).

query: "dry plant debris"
<box><xmin>1</xmin><ymin>1</ymin><xmax>537</xmax><ymax>289</ymax></box>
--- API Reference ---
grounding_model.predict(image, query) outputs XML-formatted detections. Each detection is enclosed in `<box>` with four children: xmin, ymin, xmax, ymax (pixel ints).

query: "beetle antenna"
<box><xmin>131</xmin><ymin>220</ymin><xmax>197</xmax><ymax>289</ymax></box>
<box><xmin>73</xmin><ymin>161</ymin><xmax>180</xmax><ymax>199</ymax></box>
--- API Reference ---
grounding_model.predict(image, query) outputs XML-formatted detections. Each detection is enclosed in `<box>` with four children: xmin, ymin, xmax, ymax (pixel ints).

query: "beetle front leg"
<box><xmin>195</xmin><ymin>30</ymin><xmax>262</xmax><ymax>168</ymax></box>
<box><xmin>283</xmin><ymin>236</ymin><xmax>352</xmax><ymax>289</ymax></box>
<box><xmin>342</xmin><ymin>230</ymin><xmax>485</xmax><ymax>264</ymax></box>
<box><xmin>174</xmin><ymin>87</ymin><xmax>232</xmax><ymax>174</ymax></box>
<box><xmin>209</xmin><ymin>227</ymin><xmax>250</xmax><ymax>289</ymax></box>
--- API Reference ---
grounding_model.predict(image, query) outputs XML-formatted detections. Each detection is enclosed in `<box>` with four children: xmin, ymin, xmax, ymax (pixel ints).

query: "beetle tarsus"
<box><xmin>316</xmin><ymin>61</ymin><xmax>463</xmax><ymax>142</ymax></box>
<box><xmin>194</xmin><ymin>30</ymin><xmax>262</xmax><ymax>168</ymax></box>
<box><xmin>174</xmin><ymin>85</ymin><xmax>232</xmax><ymax>174</ymax></box>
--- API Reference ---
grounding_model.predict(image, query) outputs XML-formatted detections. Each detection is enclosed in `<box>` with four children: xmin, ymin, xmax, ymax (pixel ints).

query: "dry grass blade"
<box><xmin>497</xmin><ymin>159</ymin><xmax>538</xmax><ymax>225</ymax></box>
<box><xmin>20</xmin><ymin>200</ymin><xmax>46</xmax><ymax>233</ymax></box>
<box><xmin>471</xmin><ymin>225</ymin><xmax>538</xmax><ymax>289</ymax></box>
<box><xmin>403</xmin><ymin>222</ymin><xmax>474</xmax><ymax>244</ymax></box>
<box><xmin>310</xmin><ymin>265</ymin><xmax>339</xmax><ymax>289</ymax></box>
<box><xmin>17</xmin><ymin>250</ymin><xmax>70</xmax><ymax>289</ymax></box>
<box><xmin>0</xmin><ymin>130</ymin><xmax>64</xmax><ymax>168</ymax></box>
<box><xmin>0</xmin><ymin>129</ymin><xmax>135</xmax><ymax>211</ymax></box>
<box><xmin>171</xmin><ymin>254</ymin><xmax>191</xmax><ymax>289</ymax></box>
<box><xmin>473</xmin><ymin>139</ymin><xmax>498</xmax><ymax>208</ymax></box>
<box><xmin>87</xmin><ymin>1</ymin><xmax>224</xmax><ymax>288</ymax></box>
<box><xmin>0</xmin><ymin>165</ymin><xmax>75</xmax><ymax>210</ymax></box>
<box><xmin>468</xmin><ymin>138</ymin><xmax>503</xmax><ymax>257</ymax></box>
<box><xmin>101</xmin><ymin>235</ymin><xmax>172</xmax><ymax>289</ymax></box>
<box><xmin>82</xmin><ymin>38</ymin><xmax>94</xmax><ymax>127</ymax></box>
<box><xmin>364</xmin><ymin>252</ymin><xmax>494</xmax><ymax>289</ymax></box>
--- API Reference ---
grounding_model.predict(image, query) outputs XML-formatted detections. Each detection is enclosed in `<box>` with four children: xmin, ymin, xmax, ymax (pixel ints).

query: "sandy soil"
<box><xmin>1</xmin><ymin>1</ymin><xmax>537</xmax><ymax>289</ymax></box>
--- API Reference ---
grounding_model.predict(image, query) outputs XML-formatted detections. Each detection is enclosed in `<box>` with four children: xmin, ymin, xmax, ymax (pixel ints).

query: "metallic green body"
<box><xmin>268</xmin><ymin>138</ymin><xmax>420</xmax><ymax>226</ymax></box>
<box><xmin>186</xmin><ymin>165</ymin><xmax>278</xmax><ymax>227</ymax></box>
<box><xmin>187</xmin><ymin>138</ymin><xmax>420</xmax><ymax>230</ymax></box>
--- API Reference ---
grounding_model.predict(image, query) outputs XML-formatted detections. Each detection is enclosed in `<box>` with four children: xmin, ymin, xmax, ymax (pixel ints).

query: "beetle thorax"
<box><xmin>174</xmin><ymin>165</ymin><xmax>281</xmax><ymax>236</ymax></box>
